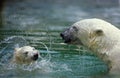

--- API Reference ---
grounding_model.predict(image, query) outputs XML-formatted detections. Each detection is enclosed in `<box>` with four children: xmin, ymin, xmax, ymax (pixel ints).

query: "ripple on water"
<box><xmin>0</xmin><ymin>36</ymin><xmax>108</xmax><ymax>78</ymax></box>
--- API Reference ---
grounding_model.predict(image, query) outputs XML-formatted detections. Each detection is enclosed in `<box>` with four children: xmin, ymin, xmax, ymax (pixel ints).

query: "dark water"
<box><xmin>0</xmin><ymin>0</ymin><xmax>120</xmax><ymax>78</ymax></box>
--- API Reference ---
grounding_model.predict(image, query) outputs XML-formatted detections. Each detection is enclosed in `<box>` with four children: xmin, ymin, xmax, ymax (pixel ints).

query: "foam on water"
<box><xmin>5</xmin><ymin>59</ymin><xmax>71</xmax><ymax>73</ymax></box>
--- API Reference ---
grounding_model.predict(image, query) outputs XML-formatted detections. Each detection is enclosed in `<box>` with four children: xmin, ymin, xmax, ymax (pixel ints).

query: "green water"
<box><xmin>0</xmin><ymin>0</ymin><xmax>120</xmax><ymax>78</ymax></box>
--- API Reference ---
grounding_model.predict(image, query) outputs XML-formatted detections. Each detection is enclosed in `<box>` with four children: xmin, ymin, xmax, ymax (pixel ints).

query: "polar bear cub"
<box><xmin>12</xmin><ymin>46</ymin><xmax>39</xmax><ymax>64</ymax></box>
<box><xmin>60</xmin><ymin>18</ymin><xmax>120</xmax><ymax>75</ymax></box>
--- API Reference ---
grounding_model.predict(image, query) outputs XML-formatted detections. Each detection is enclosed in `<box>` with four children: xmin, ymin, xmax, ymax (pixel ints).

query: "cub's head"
<box><xmin>60</xmin><ymin>18</ymin><xmax>118</xmax><ymax>52</ymax></box>
<box><xmin>13</xmin><ymin>46</ymin><xmax>39</xmax><ymax>64</ymax></box>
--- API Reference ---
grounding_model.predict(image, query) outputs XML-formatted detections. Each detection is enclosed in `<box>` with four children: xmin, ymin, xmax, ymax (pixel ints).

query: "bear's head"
<box><xmin>60</xmin><ymin>18</ymin><xmax>119</xmax><ymax>53</ymax></box>
<box><xmin>13</xmin><ymin>46</ymin><xmax>39</xmax><ymax>64</ymax></box>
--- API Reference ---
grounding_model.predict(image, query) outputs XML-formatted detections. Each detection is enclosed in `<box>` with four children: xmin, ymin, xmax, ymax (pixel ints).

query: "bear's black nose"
<box><xmin>32</xmin><ymin>54</ymin><xmax>38</xmax><ymax>61</ymax></box>
<box><xmin>60</xmin><ymin>33</ymin><xmax>64</xmax><ymax>39</ymax></box>
<box><xmin>60</xmin><ymin>33</ymin><xmax>72</xmax><ymax>43</ymax></box>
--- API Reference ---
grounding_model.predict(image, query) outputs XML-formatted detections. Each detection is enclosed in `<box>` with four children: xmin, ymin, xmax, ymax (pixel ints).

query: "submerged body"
<box><xmin>60</xmin><ymin>18</ymin><xmax>120</xmax><ymax>75</ymax></box>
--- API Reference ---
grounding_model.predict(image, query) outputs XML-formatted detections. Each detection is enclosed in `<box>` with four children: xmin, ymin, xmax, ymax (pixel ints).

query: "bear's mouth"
<box><xmin>64</xmin><ymin>38</ymin><xmax>72</xmax><ymax>43</ymax></box>
<box><xmin>60</xmin><ymin>33</ymin><xmax>72</xmax><ymax>43</ymax></box>
<box><xmin>65</xmin><ymin>38</ymin><xmax>83</xmax><ymax>45</ymax></box>
<box><xmin>60</xmin><ymin>34</ymin><xmax>82</xmax><ymax>45</ymax></box>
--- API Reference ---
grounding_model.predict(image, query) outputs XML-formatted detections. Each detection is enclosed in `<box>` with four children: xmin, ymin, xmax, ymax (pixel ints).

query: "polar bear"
<box><xmin>12</xmin><ymin>46</ymin><xmax>39</xmax><ymax>64</ymax></box>
<box><xmin>60</xmin><ymin>18</ymin><xmax>120</xmax><ymax>75</ymax></box>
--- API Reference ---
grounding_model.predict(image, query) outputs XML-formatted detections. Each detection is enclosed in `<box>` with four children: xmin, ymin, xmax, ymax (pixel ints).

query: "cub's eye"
<box><xmin>24</xmin><ymin>51</ymin><xmax>28</xmax><ymax>55</ymax></box>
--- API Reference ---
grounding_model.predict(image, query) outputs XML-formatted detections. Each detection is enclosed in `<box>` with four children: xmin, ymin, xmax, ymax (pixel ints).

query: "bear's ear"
<box><xmin>95</xmin><ymin>29</ymin><xmax>103</xmax><ymax>36</ymax></box>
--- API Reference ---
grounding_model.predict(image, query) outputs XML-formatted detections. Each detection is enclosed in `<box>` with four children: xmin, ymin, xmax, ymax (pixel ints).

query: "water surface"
<box><xmin>0</xmin><ymin>0</ymin><xmax>120</xmax><ymax>78</ymax></box>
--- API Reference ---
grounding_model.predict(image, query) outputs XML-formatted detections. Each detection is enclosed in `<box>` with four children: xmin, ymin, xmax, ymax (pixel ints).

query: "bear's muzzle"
<box><xmin>60</xmin><ymin>30</ymin><xmax>83</xmax><ymax>45</ymax></box>
<box><xmin>60</xmin><ymin>33</ymin><xmax>72</xmax><ymax>43</ymax></box>
<box><xmin>32</xmin><ymin>53</ymin><xmax>39</xmax><ymax>61</ymax></box>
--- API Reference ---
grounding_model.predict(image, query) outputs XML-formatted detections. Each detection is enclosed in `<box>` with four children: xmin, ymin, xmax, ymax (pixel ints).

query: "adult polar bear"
<box><xmin>60</xmin><ymin>18</ymin><xmax>120</xmax><ymax>75</ymax></box>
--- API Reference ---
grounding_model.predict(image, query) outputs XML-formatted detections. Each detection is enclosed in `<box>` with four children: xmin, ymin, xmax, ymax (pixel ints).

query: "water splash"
<box><xmin>0</xmin><ymin>36</ymin><xmax>50</xmax><ymax>64</ymax></box>
<box><xmin>38</xmin><ymin>42</ymin><xmax>51</xmax><ymax>62</ymax></box>
<box><xmin>5</xmin><ymin>59</ymin><xmax>71</xmax><ymax>73</ymax></box>
<box><xmin>0</xmin><ymin>36</ymin><xmax>29</xmax><ymax>64</ymax></box>
<box><xmin>0</xmin><ymin>36</ymin><xmax>29</xmax><ymax>46</ymax></box>
<box><xmin>6</xmin><ymin>60</ymin><xmax>53</xmax><ymax>72</ymax></box>
<box><xmin>30</xmin><ymin>39</ymin><xmax>52</xmax><ymax>62</ymax></box>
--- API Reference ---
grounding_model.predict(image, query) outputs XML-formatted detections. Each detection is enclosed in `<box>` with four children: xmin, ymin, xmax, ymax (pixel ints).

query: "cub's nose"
<box><xmin>32</xmin><ymin>53</ymin><xmax>39</xmax><ymax>61</ymax></box>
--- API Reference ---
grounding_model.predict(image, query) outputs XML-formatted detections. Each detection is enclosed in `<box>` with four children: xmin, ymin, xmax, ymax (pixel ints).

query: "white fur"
<box><xmin>12</xmin><ymin>46</ymin><xmax>39</xmax><ymax>64</ymax></box>
<box><xmin>72</xmin><ymin>18</ymin><xmax>120</xmax><ymax>74</ymax></box>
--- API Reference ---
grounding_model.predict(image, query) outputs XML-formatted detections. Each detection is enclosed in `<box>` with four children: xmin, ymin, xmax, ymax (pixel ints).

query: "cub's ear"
<box><xmin>14</xmin><ymin>48</ymin><xmax>21</xmax><ymax>52</ymax></box>
<box><xmin>95</xmin><ymin>29</ymin><xmax>103</xmax><ymax>36</ymax></box>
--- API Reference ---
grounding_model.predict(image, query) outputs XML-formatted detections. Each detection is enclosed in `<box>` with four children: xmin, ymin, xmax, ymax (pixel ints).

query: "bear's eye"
<box><xmin>95</xmin><ymin>29</ymin><xmax>103</xmax><ymax>36</ymax></box>
<box><xmin>72</xmin><ymin>26</ymin><xmax>78</xmax><ymax>31</ymax></box>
